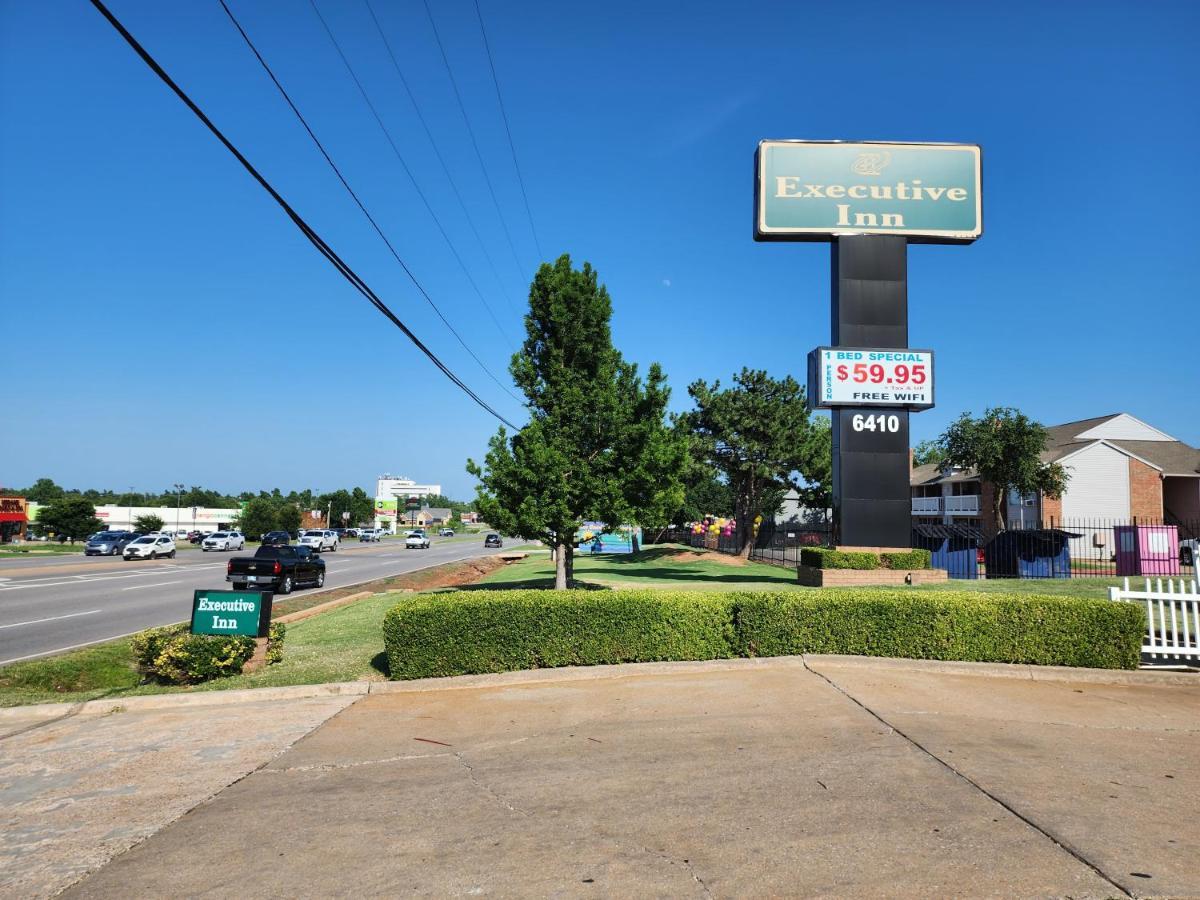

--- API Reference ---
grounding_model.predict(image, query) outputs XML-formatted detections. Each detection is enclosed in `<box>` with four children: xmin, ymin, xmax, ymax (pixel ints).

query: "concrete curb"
<box><xmin>0</xmin><ymin>682</ymin><xmax>370</xmax><ymax>721</ymax></box>
<box><xmin>803</xmin><ymin>654</ymin><xmax>1200</xmax><ymax>686</ymax></box>
<box><xmin>3</xmin><ymin>654</ymin><xmax>1192</xmax><ymax>721</ymax></box>
<box><xmin>274</xmin><ymin>591</ymin><xmax>374</xmax><ymax>625</ymax></box>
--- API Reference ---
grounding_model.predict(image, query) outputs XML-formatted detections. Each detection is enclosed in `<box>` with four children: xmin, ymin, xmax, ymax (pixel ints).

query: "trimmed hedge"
<box><xmin>735</xmin><ymin>591</ymin><xmax>1143</xmax><ymax>670</ymax></box>
<box><xmin>880</xmin><ymin>549</ymin><xmax>932</xmax><ymax>570</ymax></box>
<box><xmin>800</xmin><ymin>547</ymin><xmax>932</xmax><ymax>570</ymax></box>
<box><xmin>800</xmin><ymin>548</ymin><xmax>880</xmax><ymax>569</ymax></box>
<box><xmin>383</xmin><ymin>589</ymin><xmax>736</xmax><ymax>679</ymax></box>
<box><xmin>383</xmin><ymin>589</ymin><xmax>1145</xmax><ymax>679</ymax></box>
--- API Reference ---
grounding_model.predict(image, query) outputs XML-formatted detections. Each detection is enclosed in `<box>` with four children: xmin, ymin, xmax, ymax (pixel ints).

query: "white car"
<box><xmin>124</xmin><ymin>534</ymin><xmax>176</xmax><ymax>560</ymax></box>
<box><xmin>358</xmin><ymin>528</ymin><xmax>383</xmax><ymax>542</ymax></box>
<box><xmin>405</xmin><ymin>533</ymin><xmax>431</xmax><ymax>549</ymax></box>
<box><xmin>300</xmin><ymin>530</ymin><xmax>339</xmax><ymax>552</ymax></box>
<box><xmin>202</xmin><ymin>531</ymin><xmax>245</xmax><ymax>552</ymax></box>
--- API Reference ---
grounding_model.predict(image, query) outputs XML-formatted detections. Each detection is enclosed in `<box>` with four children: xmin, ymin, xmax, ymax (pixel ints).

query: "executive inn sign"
<box><xmin>755</xmin><ymin>141</ymin><xmax>982</xmax><ymax>243</ymax></box>
<box><xmin>754</xmin><ymin>141</ymin><xmax>981</xmax><ymax>549</ymax></box>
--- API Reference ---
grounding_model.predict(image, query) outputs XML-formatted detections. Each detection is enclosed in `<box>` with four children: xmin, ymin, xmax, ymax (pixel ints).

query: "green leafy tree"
<box><xmin>37</xmin><ymin>497</ymin><xmax>101</xmax><ymax>543</ymax></box>
<box><xmin>23</xmin><ymin>478</ymin><xmax>65</xmax><ymax>503</ymax></box>
<box><xmin>276</xmin><ymin>503</ymin><xmax>301</xmax><ymax>536</ymax></box>
<box><xmin>468</xmin><ymin>254</ymin><xmax>686</xmax><ymax>588</ymax></box>
<box><xmin>685</xmin><ymin>368</ymin><xmax>830</xmax><ymax>557</ymax></box>
<box><xmin>350</xmin><ymin>487</ymin><xmax>373</xmax><ymax>525</ymax></box>
<box><xmin>938</xmin><ymin>407</ymin><xmax>1070</xmax><ymax>532</ymax></box>
<box><xmin>237</xmin><ymin>497</ymin><xmax>278</xmax><ymax>541</ymax></box>
<box><xmin>912</xmin><ymin>439</ymin><xmax>946</xmax><ymax>468</ymax></box>
<box><xmin>134</xmin><ymin>514</ymin><xmax>165</xmax><ymax>534</ymax></box>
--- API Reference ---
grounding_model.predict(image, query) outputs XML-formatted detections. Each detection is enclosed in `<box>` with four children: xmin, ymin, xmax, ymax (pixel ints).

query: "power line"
<box><xmin>86</xmin><ymin>0</ymin><xmax>520</xmax><ymax>431</ymax></box>
<box><xmin>421</xmin><ymin>0</ymin><xmax>528</xmax><ymax>281</ymax></box>
<box><xmin>472</xmin><ymin>0</ymin><xmax>541</xmax><ymax>262</ymax></box>
<box><xmin>306</xmin><ymin>0</ymin><xmax>519</xmax><ymax>350</ymax></box>
<box><xmin>216</xmin><ymin>0</ymin><xmax>522</xmax><ymax>405</ymax></box>
<box><xmin>363</xmin><ymin>0</ymin><xmax>524</xmax><ymax>319</ymax></box>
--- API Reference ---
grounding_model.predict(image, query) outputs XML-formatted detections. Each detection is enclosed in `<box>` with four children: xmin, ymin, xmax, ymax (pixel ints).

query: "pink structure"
<box><xmin>1114</xmin><ymin>524</ymin><xmax>1180</xmax><ymax>576</ymax></box>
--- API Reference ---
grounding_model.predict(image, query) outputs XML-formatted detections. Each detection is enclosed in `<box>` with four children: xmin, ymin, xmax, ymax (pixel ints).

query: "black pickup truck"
<box><xmin>226</xmin><ymin>545</ymin><xmax>325</xmax><ymax>595</ymax></box>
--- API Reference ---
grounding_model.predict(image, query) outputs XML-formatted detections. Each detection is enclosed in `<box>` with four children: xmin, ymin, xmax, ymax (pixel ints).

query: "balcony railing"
<box><xmin>945</xmin><ymin>495</ymin><xmax>980</xmax><ymax>515</ymax></box>
<box><xmin>910</xmin><ymin>495</ymin><xmax>981</xmax><ymax>516</ymax></box>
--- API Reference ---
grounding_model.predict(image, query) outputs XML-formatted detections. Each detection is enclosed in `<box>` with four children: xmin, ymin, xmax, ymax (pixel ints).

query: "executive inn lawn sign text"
<box><xmin>755</xmin><ymin>140</ymin><xmax>982</xmax><ymax>549</ymax></box>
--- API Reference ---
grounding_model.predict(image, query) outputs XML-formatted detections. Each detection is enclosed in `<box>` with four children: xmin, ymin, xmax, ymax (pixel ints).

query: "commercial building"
<box><xmin>22</xmin><ymin>503</ymin><xmax>241</xmax><ymax>536</ymax></box>
<box><xmin>374</xmin><ymin>475</ymin><xmax>442</xmax><ymax>534</ymax></box>
<box><xmin>0</xmin><ymin>497</ymin><xmax>29</xmax><ymax>542</ymax></box>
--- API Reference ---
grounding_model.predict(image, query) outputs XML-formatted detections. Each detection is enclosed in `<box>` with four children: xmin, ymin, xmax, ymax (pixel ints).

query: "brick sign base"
<box><xmin>796</xmin><ymin>566</ymin><xmax>949</xmax><ymax>588</ymax></box>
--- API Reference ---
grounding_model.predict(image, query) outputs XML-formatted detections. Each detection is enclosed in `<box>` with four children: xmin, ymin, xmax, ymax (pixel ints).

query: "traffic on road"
<box><xmin>0</xmin><ymin>531</ymin><xmax>511</xmax><ymax>666</ymax></box>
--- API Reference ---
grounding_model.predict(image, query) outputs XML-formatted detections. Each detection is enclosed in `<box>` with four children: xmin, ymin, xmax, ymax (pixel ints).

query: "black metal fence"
<box><xmin>648</xmin><ymin>515</ymin><xmax>1200</xmax><ymax>581</ymax></box>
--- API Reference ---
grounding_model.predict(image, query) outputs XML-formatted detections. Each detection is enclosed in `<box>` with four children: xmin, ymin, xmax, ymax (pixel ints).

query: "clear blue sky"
<box><xmin>2</xmin><ymin>0</ymin><xmax>1197</xmax><ymax>500</ymax></box>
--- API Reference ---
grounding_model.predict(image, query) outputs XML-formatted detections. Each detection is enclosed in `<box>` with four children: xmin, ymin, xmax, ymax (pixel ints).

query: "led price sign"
<box><xmin>808</xmin><ymin>347</ymin><xmax>934</xmax><ymax>409</ymax></box>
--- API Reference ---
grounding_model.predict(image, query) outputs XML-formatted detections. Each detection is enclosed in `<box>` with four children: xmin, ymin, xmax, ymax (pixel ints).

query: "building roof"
<box><xmin>912</xmin><ymin>412</ymin><xmax>1200</xmax><ymax>486</ymax></box>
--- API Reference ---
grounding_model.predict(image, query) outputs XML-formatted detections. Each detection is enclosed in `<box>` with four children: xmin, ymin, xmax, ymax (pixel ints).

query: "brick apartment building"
<box><xmin>910</xmin><ymin>413</ymin><xmax>1200</xmax><ymax>537</ymax></box>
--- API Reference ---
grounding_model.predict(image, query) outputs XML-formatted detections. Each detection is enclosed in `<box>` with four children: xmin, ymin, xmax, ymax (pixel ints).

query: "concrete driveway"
<box><xmin>3</xmin><ymin>657</ymin><xmax>1196</xmax><ymax>898</ymax></box>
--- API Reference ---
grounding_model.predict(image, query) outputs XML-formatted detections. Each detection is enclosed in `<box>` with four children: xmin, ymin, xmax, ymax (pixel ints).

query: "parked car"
<box><xmin>123</xmin><ymin>534</ymin><xmax>176</xmax><ymax>560</ymax></box>
<box><xmin>300</xmin><ymin>530</ymin><xmax>339</xmax><ymax>552</ymax></box>
<box><xmin>186</xmin><ymin>530</ymin><xmax>203</xmax><ymax>543</ymax></box>
<box><xmin>226</xmin><ymin>544</ymin><xmax>325</xmax><ymax>594</ymax></box>
<box><xmin>484</xmin><ymin>533</ymin><xmax>503</xmax><ymax>548</ymax></box>
<box><xmin>261</xmin><ymin>531</ymin><xmax>291</xmax><ymax>547</ymax></box>
<box><xmin>84</xmin><ymin>531</ymin><xmax>137</xmax><ymax>556</ymax></box>
<box><xmin>1182</xmin><ymin>538</ymin><xmax>1199</xmax><ymax>568</ymax></box>
<box><xmin>359</xmin><ymin>528</ymin><xmax>382</xmax><ymax>542</ymax></box>
<box><xmin>405</xmin><ymin>532</ymin><xmax>431</xmax><ymax>549</ymax></box>
<box><xmin>438</xmin><ymin>528</ymin><xmax>455</xmax><ymax>537</ymax></box>
<box><xmin>343</xmin><ymin>528</ymin><xmax>360</xmax><ymax>538</ymax></box>
<box><xmin>202</xmin><ymin>531</ymin><xmax>245</xmax><ymax>552</ymax></box>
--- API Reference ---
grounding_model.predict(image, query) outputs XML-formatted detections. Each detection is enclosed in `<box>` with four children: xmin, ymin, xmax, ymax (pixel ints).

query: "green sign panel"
<box><xmin>755</xmin><ymin>141</ymin><xmax>982</xmax><ymax>243</ymax></box>
<box><xmin>191</xmin><ymin>590</ymin><xmax>272</xmax><ymax>637</ymax></box>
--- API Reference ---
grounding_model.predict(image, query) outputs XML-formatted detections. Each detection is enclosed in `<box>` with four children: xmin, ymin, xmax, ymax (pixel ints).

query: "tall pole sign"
<box><xmin>755</xmin><ymin>140</ymin><xmax>982</xmax><ymax>549</ymax></box>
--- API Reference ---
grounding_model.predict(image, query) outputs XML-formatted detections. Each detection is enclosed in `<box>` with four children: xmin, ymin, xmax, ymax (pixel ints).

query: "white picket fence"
<box><xmin>1109</xmin><ymin>577</ymin><xmax>1200</xmax><ymax>662</ymax></box>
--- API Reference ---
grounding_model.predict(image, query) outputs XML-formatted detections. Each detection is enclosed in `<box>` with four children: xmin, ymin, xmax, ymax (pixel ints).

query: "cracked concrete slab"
<box><xmin>0</xmin><ymin>695</ymin><xmax>357</xmax><ymax>899</ymax></box>
<box><xmin>805</xmin><ymin>657</ymin><xmax>1200</xmax><ymax>899</ymax></box>
<box><xmin>64</xmin><ymin>665</ymin><xmax>1121</xmax><ymax>898</ymax></box>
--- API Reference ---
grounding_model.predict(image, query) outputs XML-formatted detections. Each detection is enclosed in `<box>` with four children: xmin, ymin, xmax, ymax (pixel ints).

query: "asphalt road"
<box><xmin>0</xmin><ymin>538</ymin><xmax>507</xmax><ymax>665</ymax></box>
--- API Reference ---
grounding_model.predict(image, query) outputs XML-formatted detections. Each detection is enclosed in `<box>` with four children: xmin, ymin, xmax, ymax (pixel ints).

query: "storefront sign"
<box><xmin>0</xmin><ymin>497</ymin><xmax>28</xmax><ymax>522</ymax></box>
<box><xmin>190</xmin><ymin>590</ymin><xmax>272</xmax><ymax>637</ymax></box>
<box><xmin>808</xmin><ymin>347</ymin><xmax>934</xmax><ymax>409</ymax></box>
<box><xmin>755</xmin><ymin>141</ymin><xmax>981</xmax><ymax>243</ymax></box>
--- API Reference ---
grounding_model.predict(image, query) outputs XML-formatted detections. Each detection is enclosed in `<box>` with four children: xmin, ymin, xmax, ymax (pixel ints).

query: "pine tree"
<box><xmin>469</xmin><ymin>255</ymin><xmax>686</xmax><ymax>589</ymax></box>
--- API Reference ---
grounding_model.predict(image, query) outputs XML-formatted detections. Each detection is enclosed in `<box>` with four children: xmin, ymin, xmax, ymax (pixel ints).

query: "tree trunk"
<box><xmin>554</xmin><ymin>539</ymin><xmax>568</xmax><ymax>590</ymax></box>
<box><xmin>993</xmin><ymin>491</ymin><xmax>1005</xmax><ymax>534</ymax></box>
<box><xmin>736</xmin><ymin>485</ymin><xmax>755</xmax><ymax>558</ymax></box>
<box><xmin>565</xmin><ymin>542</ymin><xmax>575</xmax><ymax>584</ymax></box>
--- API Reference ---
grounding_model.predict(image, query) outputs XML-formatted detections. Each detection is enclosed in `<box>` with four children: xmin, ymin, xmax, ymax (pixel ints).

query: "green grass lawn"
<box><xmin>0</xmin><ymin>592</ymin><xmax>405</xmax><ymax>707</ymax></box>
<box><xmin>0</xmin><ymin>545</ymin><xmax>1135</xmax><ymax>708</ymax></box>
<box><xmin>475</xmin><ymin>546</ymin><xmax>1127</xmax><ymax>598</ymax></box>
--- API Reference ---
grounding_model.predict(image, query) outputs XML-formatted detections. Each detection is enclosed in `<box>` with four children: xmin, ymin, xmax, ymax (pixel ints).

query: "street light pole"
<box><xmin>173</xmin><ymin>483</ymin><xmax>184</xmax><ymax>536</ymax></box>
<box><xmin>128</xmin><ymin>486</ymin><xmax>135</xmax><ymax>532</ymax></box>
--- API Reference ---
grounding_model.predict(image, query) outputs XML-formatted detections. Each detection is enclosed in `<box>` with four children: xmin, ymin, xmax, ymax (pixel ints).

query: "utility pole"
<box><xmin>173</xmin><ymin>483</ymin><xmax>184</xmax><ymax>535</ymax></box>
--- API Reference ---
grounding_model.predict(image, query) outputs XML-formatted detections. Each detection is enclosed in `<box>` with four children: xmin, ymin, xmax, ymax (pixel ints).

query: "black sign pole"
<box><xmin>830</xmin><ymin>235</ymin><xmax>912</xmax><ymax>549</ymax></box>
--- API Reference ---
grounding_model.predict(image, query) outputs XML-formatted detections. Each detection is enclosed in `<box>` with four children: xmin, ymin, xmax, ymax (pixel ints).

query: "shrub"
<box><xmin>383</xmin><ymin>589</ymin><xmax>736</xmax><ymax>679</ymax></box>
<box><xmin>800</xmin><ymin>548</ymin><xmax>880</xmax><ymax>569</ymax></box>
<box><xmin>132</xmin><ymin>624</ymin><xmax>256</xmax><ymax>685</ymax></box>
<box><xmin>382</xmin><ymin>589</ymin><xmax>1144</xmax><ymax>678</ymax></box>
<box><xmin>735</xmin><ymin>590</ymin><xmax>1143</xmax><ymax>670</ymax></box>
<box><xmin>267</xmin><ymin>622</ymin><xmax>287</xmax><ymax>665</ymax></box>
<box><xmin>880</xmin><ymin>549</ymin><xmax>932</xmax><ymax>570</ymax></box>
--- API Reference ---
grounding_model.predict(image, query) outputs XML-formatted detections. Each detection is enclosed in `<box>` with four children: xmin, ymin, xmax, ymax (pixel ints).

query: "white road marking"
<box><xmin>0</xmin><ymin>610</ymin><xmax>103</xmax><ymax>630</ymax></box>
<box><xmin>121</xmin><ymin>581</ymin><xmax>183</xmax><ymax>591</ymax></box>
